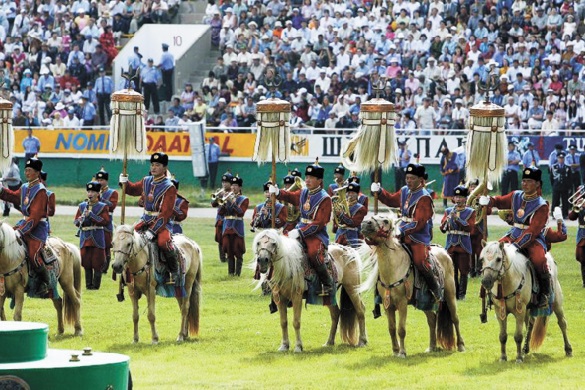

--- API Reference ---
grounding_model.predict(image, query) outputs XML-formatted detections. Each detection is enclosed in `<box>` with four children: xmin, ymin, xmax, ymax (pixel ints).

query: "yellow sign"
<box><xmin>15</xmin><ymin>130</ymin><xmax>256</xmax><ymax>157</ymax></box>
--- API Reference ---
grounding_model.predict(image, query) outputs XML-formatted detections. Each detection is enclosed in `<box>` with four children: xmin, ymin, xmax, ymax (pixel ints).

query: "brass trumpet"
<box><xmin>287</xmin><ymin>176</ymin><xmax>305</xmax><ymax>192</ymax></box>
<box><xmin>217</xmin><ymin>191</ymin><xmax>235</xmax><ymax>205</ymax></box>
<box><xmin>568</xmin><ymin>185</ymin><xmax>585</xmax><ymax>205</ymax></box>
<box><xmin>211</xmin><ymin>188</ymin><xmax>225</xmax><ymax>200</ymax></box>
<box><xmin>332</xmin><ymin>185</ymin><xmax>350</xmax><ymax>224</ymax></box>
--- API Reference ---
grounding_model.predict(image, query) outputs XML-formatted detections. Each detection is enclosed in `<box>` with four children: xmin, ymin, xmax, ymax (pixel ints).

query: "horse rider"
<box><xmin>439</xmin><ymin>185</ymin><xmax>476</xmax><ymax>300</ymax></box>
<box><xmin>269</xmin><ymin>160</ymin><xmax>334</xmax><ymax>296</ymax></box>
<box><xmin>95</xmin><ymin>167</ymin><xmax>118</xmax><ymax>274</ymax></box>
<box><xmin>282</xmin><ymin>172</ymin><xmax>300</xmax><ymax>234</ymax></box>
<box><xmin>219</xmin><ymin>175</ymin><xmax>248</xmax><ymax>276</ymax></box>
<box><xmin>479</xmin><ymin>166</ymin><xmax>551</xmax><ymax>308</ymax></box>
<box><xmin>119</xmin><ymin>152</ymin><xmax>180</xmax><ymax>280</ymax></box>
<box><xmin>347</xmin><ymin>172</ymin><xmax>369</xmax><ymax>209</ymax></box>
<box><xmin>74</xmin><ymin>181</ymin><xmax>110</xmax><ymax>290</ymax></box>
<box><xmin>251</xmin><ymin>180</ymin><xmax>287</xmax><ymax>231</ymax></box>
<box><xmin>170</xmin><ymin>177</ymin><xmax>189</xmax><ymax>234</ymax></box>
<box><xmin>568</xmin><ymin>198</ymin><xmax>585</xmax><ymax>287</ymax></box>
<box><xmin>40</xmin><ymin>171</ymin><xmax>56</xmax><ymax>233</ymax></box>
<box><xmin>371</xmin><ymin>163</ymin><xmax>442</xmax><ymax>301</ymax></box>
<box><xmin>0</xmin><ymin>157</ymin><xmax>50</xmax><ymax>295</ymax></box>
<box><xmin>212</xmin><ymin>171</ymin><xmax>233</xmax><ymax>263</ymax></box>
<box><xmin>328</xmin><ymin>164</ymin><xmax>346</xmax><ymax>234</ymax></box>
<box><xmin>334</xmin><ymin>181</ymin><xmax>366</xmax><ymax>248</ymax></box>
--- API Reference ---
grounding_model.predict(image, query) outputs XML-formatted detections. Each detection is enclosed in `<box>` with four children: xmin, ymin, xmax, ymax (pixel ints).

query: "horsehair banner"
<box><xmin>189</xmin><ymin>122</ymin><xmax>207</xmax><ymax>178</ymax></box>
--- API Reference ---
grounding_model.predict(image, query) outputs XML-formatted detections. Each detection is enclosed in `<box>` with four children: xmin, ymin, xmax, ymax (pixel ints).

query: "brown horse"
<box><xmin>111</xmin><ymin>225</ymin><xmax>202</xmax><ymax>344</ymax></box>
<box><xmin>359</xmin><ymin>214</ymin><xmax>465</xmax><ymax>357</ymax></box>
<box><xmin>0</xmin><ymin>222</ymin><xmax>83</xmax><ymax>336</ymax></box>
<box><xmin>253</xmin><ymin>229</ymin><xmax>367</xmax><ymax>352</ymax></box>
<box><xmin>480</xmin><ymin>241</ymin><xmax>572</xmax><ymax>362</ymax></box>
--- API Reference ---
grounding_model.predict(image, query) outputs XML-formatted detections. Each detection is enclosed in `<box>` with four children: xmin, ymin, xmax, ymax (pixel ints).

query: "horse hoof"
<box><xmin>176</xmin><ymin>337</ymin><xmax>184</xmax><ymax>343</ymax></box>
<box><xmin>396</xmin><ymin>352</ymin><xmax>406</xmax><ymax>359</ymax></box>
<box><xmin>323</xmin><ymin>341</ymin><xmax>334</xmax><ymax>347</ymax></box>
<box><xmin>515</xmin><ymin>358</ymin><xmax>524</xmax><ymax>364</ymax></box>
<box><xmin>500</xmin><ymin>356</ymin><xmax>507</xmax><ymax>362</ymax></box>
<box><xmin>522</xmin><ymin>346</ymin><xmax>529</xmax><ymax>355</ymax></box>
<box><xmin>294</xmin><ymin>346</ymin><xmax>303</xmax><ymax>353</ymax></box>
<box><xmin>74</xmin><ymin>330</ymin><xmax>83</xmax><ymax>337</ymax></box>
<box><xmin>566</xmin><ymin>350</ymin><xmax>573</xmax><ymax>357</ymax></box>
<box><xmin>152</xmin><ymin>340</ymin><xmax>159</xmax><ymax>345</ymax></box>
<box><xmin>357</xmin><ymin>341</ymin><xmax>367</xmax><ymax>348</ymax></box>
<box><xmin>458</xmin><ymin>345</ymin><xmax>466</xmax><ymax>352</ymax></box>
<box><xmin>425</xmin><ymin>347</ymin><xmax>436</xmax><ymax>353</ymax></box>
<box><xmin>277</xmin><ymin>345</ymin><xmax>289</xmax><ymax>352</ymax></box>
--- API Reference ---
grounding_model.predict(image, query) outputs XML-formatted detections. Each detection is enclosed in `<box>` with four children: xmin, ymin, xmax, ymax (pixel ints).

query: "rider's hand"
<box><xmin>119</xmin><ymin>174</ymin><xmax>128</xmax><ymax>184</ymax></box>
<box><xmin>287</xmin><ymin>229</ymin><xmax>300</xmax><ymax>240</ymax></box>
<box><xmin>145</xmin><ymin>230</ymin><xmax>155</xmax><ymax>241</ymax></box>
<box><xmin>0</xmin><ymin>181</ymin><xmax>3</xmax><ymax>192</ymax></box>
<box><xmin>370</xmin><ymin>182</ymin><xmax>381</xmax><ymax>193</ymax></box>
<box><xmin>478</xmin><ymin>196</ymin><xmax>490</xmax><ymax>206</ymax></box>
<box><xmin>553</xmin><ymin>206</ymin><xmax>563</xmax><ymax>221</ymax></box>
<box><xmin>268</xmin><ymin>184</ymin><xmax>279</xmax><ymax>196</ymax></box>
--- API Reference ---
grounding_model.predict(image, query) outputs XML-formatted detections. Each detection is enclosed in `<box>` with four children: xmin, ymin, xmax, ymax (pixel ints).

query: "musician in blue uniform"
<box><xmin>212</xmin><ymin>172</ymin><xmax>233</xmax><ymax>262</ymax></box>
<box><xmin>282</xmin><ymin>172</ymin><xmax>300</xmax><ymax>233</ymax></box>
<box><xmin>568</xmin><ymin>200</ymin><xmax>585</xmax><ymax>287</ymax></box>
<box><xmin>251</xmin><ymin>180</ymin><xmax>287</xmax><ymax>231</ymax></box>
<box><xmin>270</xmin><ymin>160</ymin><xmax>334</xmax><ymax>295</ymax></box>
<box><xmin>170</xmin><ymin>177</ymin><xmax>189</xmax><ymax>234</ymax></box>
<box><xmin>96</xmin><ymin>167</ymin><xmax>118</xmax><ymax>274</ymax></box>
<box><xmin>334</xmin><ymin>181</ymin><xmax>366</xmax><ymax>248</ymax></box>
<box><xmin>440</xmin><ymin>185</ymin><xmax>476</xmax><ymax>300</ymax></box>
<box><xmin>74</xmin><ymin>181</ymin><xmax>110</xmax><ymax>290</ymax></box>
<box><xmin>219</xmin><ymin>175</ymin><xmax>249</xmax><ymax>276</ymax></box>
<box><xmin>327</xmin><ymin>163</ymin><xmax>346</xmax><ymax>196</ymax></box>
<box><xmin>347</xmin><ymin>172</ymin><xmax>369</xmax><ymax>209</ymax></box>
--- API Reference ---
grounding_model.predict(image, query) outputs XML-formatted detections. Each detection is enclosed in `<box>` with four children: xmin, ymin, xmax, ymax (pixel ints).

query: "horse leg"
<box><xmin>553</xmin><ymin>300</ymin><xmax>573</xmax><ymax>357</ymax></box>
<box><xmin>523</xmin><ymin>316</ymin><xmax>534</xmax><ymax>355</ymax></box>
<box><xmin>425</xmin><ymin>311</ymin><xmax>437</xmax><ymax>353</ymax></box>
<box><xmin>513</xmin><ymin>312</ymin><xmax>525</xmax><ymax>363</ymax></box>
<box><xmin>324</xmin><ymin>304</ymin><xmax>340</xmax><ymax>347</ymax></box>
<box><xmin>52</xmin><ymin>297</ymin><xmax>64</xmax><ymax>335</ymax></box>
<box><xmin>147</xmin><ymin>288</ymin><xmax>159</xmax><ymax>345</ymax></box>
<box><xmin>12</xmin><ymin>285</ymin><xmax>25</xmax><ymax>321</ymax></box>
<box><xmin>446</xmin><ymin>290</ymin><xmax>465</xmax><ymax>352</ymax></box>
<box><xmin>348</xmin><ymin>289</ymin><xmax>367</xmax><ymax>347</ymax></box>
<box><xmin>177</xmin><ymin>296</ymin><xmax>190</xmax><ymax>343</ymax></box>
<box><xmin>498</xmin><ymin>315</ymin><xmax>508</xmax><ymax>362</ymax></box>
<box><xmin>386</xmin><ymin>307</ymin><xmax>400</xmax><ymax>356</ymax></box>
<box><xmin>396</xmin><ymin>301</ymin><xmax>408</xmax><ymax>358</ymax></box>
<box><xmin>61</xmin><ymin>279</ymin><xmax>83</xmax><ymax>336</ymax></box>
<box><xmin>292</xmin><ymin>295</ymin><xmax>303</xmax><ymax>353</ymax></box>
<box><xmin>132</xmin><ymin>295</ymin><xmax>140</xmax><ymax>343</ymax></box>
<box><xmin>0</xmin><ymin>295</ymin><xmax>5</xmax><ymax>321</ymax></box>
<box><xmin>277</xmin><ymin>301</ymin><xmax>290</xmax><ymax>352</ymax></box>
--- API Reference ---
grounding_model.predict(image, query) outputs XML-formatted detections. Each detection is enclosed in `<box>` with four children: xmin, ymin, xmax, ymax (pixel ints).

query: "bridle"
<box><xmin>112</xmin><ymin>232</ymin><xmax>149</xmax><ymax>275</ymax></box>
<box><xmin>480</xmin><ymin>248</ymin><xmax>511</xmax><ymax>282</ymax></box>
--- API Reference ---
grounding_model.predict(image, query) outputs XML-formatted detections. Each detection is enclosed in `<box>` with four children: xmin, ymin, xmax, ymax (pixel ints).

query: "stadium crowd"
<box><xmin>1</xmin><ymin>0</ymin><xmax>179</xmax><ymax>129</ymax></box>
<box><xmin>192</xmin><ymin>0</ymin><xmax>585</xmax><ymax>134</ymax></box>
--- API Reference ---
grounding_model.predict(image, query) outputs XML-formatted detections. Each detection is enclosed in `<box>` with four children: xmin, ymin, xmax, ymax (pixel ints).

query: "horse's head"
<box><xmin>480</xmin><ymin>241</ymin><xmax>508</xmax><ymax>290</ymax></box>
<box><xmin>361</xmin><ymin>213</ymin><xmax>396</xmax><ymax>245</ymax></box>
<box><xmin>253</xmin><ymin>230</ymin><xmax>279</xmax><ymax>274</ymax></box>
<box><xmin>111</xmin><ymin>225</ymin><xmax>140</xmax><ymax>274</ymax></box>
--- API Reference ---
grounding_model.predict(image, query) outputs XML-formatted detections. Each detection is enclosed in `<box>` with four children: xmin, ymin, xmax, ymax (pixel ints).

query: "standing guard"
<box><xmin>219</xmin><ymin>175</ymin><xmax>249</xmax><ymax>276</ymax></box>
<box><xmin>74</xmin><ymin>181</ymin><xmax>110</xmax><ymax>290</ymax></box>
<box><xmin>170</xmin><ymin>177</ymin><xmax>189</xmax><ymax>234</ymax></box>
<box><xmin>551</xmin><ymin>151</ymin><xmax>571</xmax><ymax>219</ymax></box>
<box><xmin>440</xmin><ymin>185</ymin><xmax>476</xmax><ymax>300</ymax></box>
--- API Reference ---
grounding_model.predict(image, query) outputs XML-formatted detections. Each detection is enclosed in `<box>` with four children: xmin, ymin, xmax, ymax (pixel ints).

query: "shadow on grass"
<box><xmin>107</xmin><ymin>338</ymin><xmax>200</xmax><ymax>354</ymax></box>
<box><xmin>345</xmin><ymin>348</ymin><xmax>456</xmax><ymax>369</ymax></box>
<box><xmin>463</xmin><ymin>352</ymin><xmax>561</xmax><ymax>376</ymax></box>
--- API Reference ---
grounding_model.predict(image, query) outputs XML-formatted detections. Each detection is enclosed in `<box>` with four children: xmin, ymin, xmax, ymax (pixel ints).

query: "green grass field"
<box><xmin>3</xmin><ymin>214</ymin><xmax>585</xmax><ymax>389</ymax></box>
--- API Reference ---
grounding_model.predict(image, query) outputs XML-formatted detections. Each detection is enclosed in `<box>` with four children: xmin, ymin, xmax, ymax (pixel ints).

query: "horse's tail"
<box><xmin>188</xmin><ymin>245</ymin><xmax>202</xmax><ymax>338</ymax></box>
<box><xmin>339</xmin><ymin>286</ymin><xmax>358</xmax><ymax>346</ymax></box>
<box><xmin>530</xmin><ymin>316</ymin><xmax>549</xmax><ymax>351</ymax></box>
<box><xmin>63</xmin><ymin>242</ymin><xmax>82</xmax><ymax>327</ymax></box>
<box><xmin>436</xmin><ymin>301</ymin><xmax>455</xmax><ymax>351</ymax></box>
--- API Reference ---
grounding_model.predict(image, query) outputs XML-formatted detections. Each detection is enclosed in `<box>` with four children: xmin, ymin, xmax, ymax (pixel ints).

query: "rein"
<box><xmin>482</xmin><ymin>249</ymin><xmax>526</xmax><ymax>320</ymax></box>
<box><xmin>0</xmin><ymin>257</ymin><xmax>26</xmax><ymax>278</ymax></box>
<box><xmin>112</xmin><ymin>232</ymin><xmax>150</xmax><ymax>275</ymax></box>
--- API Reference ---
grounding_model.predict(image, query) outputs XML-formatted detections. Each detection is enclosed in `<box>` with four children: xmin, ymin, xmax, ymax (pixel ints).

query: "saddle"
<box><xmin>146</xmin><ymin>241</ymin><xmax>187</xmax><ymax>298</ymax></box>
<box><xmin>403</xmin><ymin>243</ymin><xmax>444</xmax><ymax>311</ymax></box>
<box><xmin>525</xmin><ymin>260</ymin><xmax>554</xmax><ymax>317</ymax></box>
<box><xmin>301</xmin><ymin>252</ymin><xmax>338</xmax><ymax>306</ymax></box>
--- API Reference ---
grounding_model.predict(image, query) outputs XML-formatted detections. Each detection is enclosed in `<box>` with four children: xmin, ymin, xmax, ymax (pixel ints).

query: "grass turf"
<box><xmin>2</xmin><ymin>215</ymin><xmax>585</xmax><ymax>389</ymax></box>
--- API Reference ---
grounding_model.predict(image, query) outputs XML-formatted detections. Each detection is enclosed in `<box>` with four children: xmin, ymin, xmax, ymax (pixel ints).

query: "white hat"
<box><xmin>225</xmin><ymin>7</ymin><xmax>233</xmax><ymax>12</ymax></box>
<box><xmin>274</xmin><ymin>21</ymin><xmax>282</xmax><ymax>27</ymax></box>
<box><xmin>455</xmin><ymin>98</ymin><xmax>463</xmax><ymax>104</ymax></box>
<box><xmin>55</xmin><ymin>102</ymin><xmax>65</xmax><ymax>110</ymax></box>
<box><xmin>298</xmin><ymin>87</ymin><xmax>307</xmax><ymax>94</ymax></box>
<box><xmin>285</xmin><ymin>20</ymin><xmax>292</xmax><ymax>25</ymax></box>
<box><xmin>395</xmin><ymin>88</ymin><xmax>402</xmax><ymax>94</ymax></box>
<box><xmin>445</xmin><ymin>33</ymin><xmax>452</xmax><ymax>38</ymax></box>
<box><xmin>443</xmin><ymin>98</ymin><xmax>452</xmax><ymax>105</ymax></box>
<box><xmin>218</xmin><ymin>98</ymin><xmax>226</xmax><ymax>103</ymax></box>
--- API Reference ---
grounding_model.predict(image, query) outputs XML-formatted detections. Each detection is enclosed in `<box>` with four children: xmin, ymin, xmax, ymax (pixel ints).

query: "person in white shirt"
<box><xmin>414</xmin><ymin>97</ymin><xmax>437</xmax><ymax>135</ymax></box>
<box><xmin>452</xmin><ymin>99</ymin><xmax>469</xmax><ymax>129</ymax></box>
<box><xmin>504</xmin><ymin>96</ymin><xmax>520</xmax><ymax>127</ymax></box>
<box><xmin>330</xmin><ymin>95</ymin><xmax>350</xmax><ymax>119</ymax></box>
<box><xmin>314</xmin><ymin>70</ymin><xmax>331</xmax><ymax>94</ymax></box>
<box><xmin>541</xmin><ymin>110</ymin><xmax>560</xmax><ymax>136</ymax></box>
<box><xmin>63</xmin><ymin>108</ymin><xmax>81</xmax><ymax>129</ymax></box>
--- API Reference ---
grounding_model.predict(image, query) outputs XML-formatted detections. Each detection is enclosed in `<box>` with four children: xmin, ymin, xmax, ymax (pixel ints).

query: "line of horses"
<box><xmin>0</xmin><ymin>215</ymin><xmax>573</xmax><ymax>362</ymax></box>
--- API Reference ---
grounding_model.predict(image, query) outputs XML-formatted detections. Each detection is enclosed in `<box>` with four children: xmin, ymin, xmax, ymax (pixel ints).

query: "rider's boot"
<box><xmin>219</xmin><ymin>244</ymin><xmax>226</xmax><ymax>263</ymax></box>
<box><xmin>85</xmin><ymin>267</ymin><xmax>94</xmax><ymax>290</ymax></box>
<box><xmin>421</xmin><ymin>267</ymin><xmax>442</xmax><ymax>303</ymax></box>
<box><xmin>536</xmin><ymin>272</ymin><xmax>552</xmax><ymax>308</ymax></box>
<box><xmin>372</xmin><ymin>288</ymin><xmax>382</xmax><ymax>319</ymax></box>
<box><xmin>163</xmin><ymin>247</ymin><xmax>180</xmax><ymax>284</ymax></box>
<box><xmin>36</xmin><ymin>266</ymin><xmax>51</xmax><ymax>295</ymax></box>
<box><xmin>314</xmin><ymin>262</ymin><xmax>334</xmax><ymax>296</ymax></box>
<box><xmin>93</xmin><ymin>271</ymin><xmax>103</xmax><ymax>290</ymax></box>
<box><xmin>227</xmin><ymin>256</ymin><xmax>235</xmax><ymax>276</ymax></box>
<box><xmin>235</xmin><ymin>257</ymin><xmax>243</xmax><ymax>276</ymax></box>
<box><xmin>458</xmin><ymin>275</ymin><xmax>468</xmax><ymax>301</ymax></box>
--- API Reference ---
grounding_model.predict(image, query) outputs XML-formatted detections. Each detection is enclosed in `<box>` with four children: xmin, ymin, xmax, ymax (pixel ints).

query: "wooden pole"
<box><xmin>374</xmin><ymin>164</ymin><xmax>379</xmax><ymax>215</ymax></box>
<box><xmin>121</xmin><ymin>150</ymin><xmax>128</xmax><ymax>225</ymax></box>
<box><xmin>271</xmin><ymin>150</ymin><xmax>276</xmax><ymax>229</ymax></box>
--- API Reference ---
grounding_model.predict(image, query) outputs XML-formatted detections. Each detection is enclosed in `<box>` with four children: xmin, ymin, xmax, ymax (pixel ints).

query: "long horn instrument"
<box><xmin>568</xmin><ymin>185</ymin><xmax>585</xmax><ymax>204</ymax></box>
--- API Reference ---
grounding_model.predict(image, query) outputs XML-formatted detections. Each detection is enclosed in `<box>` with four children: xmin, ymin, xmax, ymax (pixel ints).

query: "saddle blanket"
<box><xmin>148</xmin><ymin>242</ymin><xmax>187</xmax><ymax>298</ymax></box>
<box><xmin>411</xmin><ymin>247</ymin><xmax>444</xmax><ymax>311</ymax></box>
<box><xmin>27</xmin><ymin>261</ymin><xmax>60</xmax><ymax>300</ymax></box>
<box><xmin>301</xmin><ymin>253</ymin><xmax>338</xmax><ymax>307</ymax></box>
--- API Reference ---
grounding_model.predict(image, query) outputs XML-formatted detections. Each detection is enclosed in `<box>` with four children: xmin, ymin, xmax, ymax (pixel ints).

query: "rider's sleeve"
<box><xmin>338</xmin><ymin>204</ymin><xmax>366</xmax><ymax>227</ymax></box>
<box><xmin>378</xmin><ymin>188</ymin><xmax>401</xmax><ymax>208</ymax></box>
<box><xmin>401</xmin><ymin>196</ymin><xmax>433</xmax><ymax>236</ymax></box>
<box><xmin>124</xmin><ymin>178</ymin><xmax>145</xmax><ymax>197</ymax></box>
<box><xmin>17</xmin><ymin>189</ymin><xmax>48</xmax><ymax>235</ymax></box>
<box><xmin>490</xmin><ymin>191</ymin><xmax>515</xmax><ymax>210</ymax></box>
<box><xmin>277</xmin><ymin>189</ymin><xmax>301</xmax><ymax>207</ymax></box>
<box><xmin>516</xmin><ymin>203</ymin><xmax>549</xmax><ymax>248</ymax></box>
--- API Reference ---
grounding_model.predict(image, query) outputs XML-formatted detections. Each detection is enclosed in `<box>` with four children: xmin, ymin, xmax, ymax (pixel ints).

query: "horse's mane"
<box><xmin>0</xmin><ymin>222</ymin><xmax>27</xmax><ymax>261</ymax></box>
<box><xmin>252</xmin><ymin>230</ymin><xmax>305</xmax><ymax>292</ymax></box>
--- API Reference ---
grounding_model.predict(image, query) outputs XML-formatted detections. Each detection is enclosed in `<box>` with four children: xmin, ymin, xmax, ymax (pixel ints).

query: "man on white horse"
<box><xmin>479</xmin><ymin>166</ymin><xmax>551</xmax><ymax>308</ymax></box>
<box><xmin>119</xmin><ymin>152</ymin><xmax>180</xmax><ymax>280</ymax></box>
<box><xmin>74</xmin><ymin>181</ymin><xmax>110</xmax><ymax>290</ymax></box>
<box><xmin>269</xmin><ymin>160</ymin><xmax>334</xmax><ymax>296</ymax></box>
<box><xmin>0</xmin><ymin>157</ymin><xmax>50</xmax><ymax>295</ymax></box>
<box><xmin>440</xmin><ymin>185</ymin><xmax>476</xmax><ymax>300</ymax></box>
<box><xmin>251</xmin><ymin>180</ymin><xmax>287</xmax><ymax>231</ymax></box>
<box><xmin>334</xmin><ymin>181</ymin><xmax>366</xmax><ymax>248</ymax></box>
<box><xmin>96</xmin><ymin>167</ymin><xmax>118</xmax><ymax>274</ymax></box>
<box><xmin>371</xmin><ymin>163</ymin><xmax>441</xmax><ymax>301</ymax></box>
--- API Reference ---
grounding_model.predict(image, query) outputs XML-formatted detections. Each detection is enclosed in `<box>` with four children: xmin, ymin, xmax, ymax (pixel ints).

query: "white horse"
<box><xmin>111</xmin><ymin>225</ymin><xmax>202</xmax><ymax>344</ymax></box>
<box><xmin>253</xmin><ymin>229</ymin><xmax>367</xmax><ymax>352</ymax></box>
<box><xmin>359</xmin><ymin>214</ymin><xmax>465</xmax><ymax>357</ymax></box>
<box><xmin>0</xmin><ymin>222</ymin><xmax>83</xmax><ymax>336</ymax></box>
<box><xmin>480</xmin><ymin>241</ymin><xmax>572</xmax><ymax>362</ymax></box>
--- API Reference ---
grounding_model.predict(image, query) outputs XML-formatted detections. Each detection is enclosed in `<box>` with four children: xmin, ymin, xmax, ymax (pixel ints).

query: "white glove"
<box><xmin>268</xmin><ymin>184</ymin><xmax>279</xmax><ymax>196</ymax></box>
<box><xmin>288</xmin><ymin>229</ymin><xmax>300</xmax><ymax>240</ymax></box>
<box><xmin>370</xmin><ymin>182</ymin><xmax>381</xmax><ymax>193</ymax></box>
<box><xmin>119</xmin><ymin>174</ymin><xmax>128</xmax><ymax>184</ymax></box>
<box><xmin>0</xmin><ymin>181</ymin><xmax>3</xmax><ymax>192</ymax></box>
<box><xmin>553</xmin><ymin>206</ymin><xmax>563</xmax><ymax>221</ymax></box>
<box><xmin>144</xmin><ymin>230</ymin><xmax>155</xmax><ymax>241</ymax></box>
<box><xmin>478</xmin><ymin>196</ymin><xmax>490</xmax><ymax>206</ymax></box>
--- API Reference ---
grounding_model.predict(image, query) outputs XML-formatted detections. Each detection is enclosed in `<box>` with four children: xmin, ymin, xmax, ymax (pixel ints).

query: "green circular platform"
<box><xmin>0</xmin><ymin>322</ymin><xmax>48</xmax><ymax>363</ymax></box>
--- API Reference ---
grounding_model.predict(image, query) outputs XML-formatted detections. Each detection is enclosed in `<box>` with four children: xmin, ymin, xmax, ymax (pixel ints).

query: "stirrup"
<box><xmin>166</xmin><ymin>272</ymin><xmax>177</xmax><ymax>285</ymax></box>
<box><xmin>318</xmin><ymin>285</ymin><xmax>332</xmax><ymax>297</ymax></box>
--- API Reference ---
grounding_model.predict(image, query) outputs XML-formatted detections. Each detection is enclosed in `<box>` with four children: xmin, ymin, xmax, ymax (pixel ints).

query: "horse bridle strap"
<box><xmin>378</xmin><ymin>265</ymin><xmax>412</xmax><ymax>290</ymax></box>
<box><xmin>131</xmin><ymin>261</ymin><xmax>151</xmax><ymax>277</ymax></box>
<box><xmin>495</xmin><ymin>273</ymin><xmax>525</xmax><ymax>300</ymax></box>
<box><xmin>1</xmin><ymin>257</ymin><xmax>27</xmax><ymax>277</ymax></box>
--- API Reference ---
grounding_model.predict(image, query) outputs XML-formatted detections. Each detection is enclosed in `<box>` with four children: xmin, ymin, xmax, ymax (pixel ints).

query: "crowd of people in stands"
<box><xmin>1</xmin><ymin>0</ymin><xmax>179</xmax><ymax>129</ymax></box>
<box><xmin>191</xmin><ymin>0</ymin><xmax>585</xmax><ymax>133</ymax></box>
